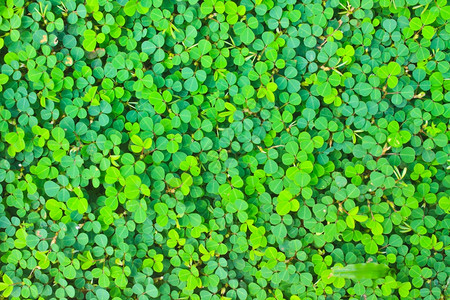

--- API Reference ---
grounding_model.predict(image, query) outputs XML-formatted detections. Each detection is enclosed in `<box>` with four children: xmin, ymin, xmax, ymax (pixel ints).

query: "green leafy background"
<box><xmin>0</xmin><ymin>0</ymin><xmax>449</xmax><ymax>299</ymax></box>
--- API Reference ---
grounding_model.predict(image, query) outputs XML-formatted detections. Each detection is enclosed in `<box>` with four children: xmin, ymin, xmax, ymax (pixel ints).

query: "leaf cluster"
<box><xmin>0</xmin><ymin>0</ymin><xmax>449</xmax><ymax>300</ymax></box>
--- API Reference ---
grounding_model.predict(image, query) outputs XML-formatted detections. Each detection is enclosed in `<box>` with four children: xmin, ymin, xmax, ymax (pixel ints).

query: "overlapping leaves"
<box><xmin>0</xmin><ymin>0</ymin><xmax>449</xmax><ymax>300</ymax></box>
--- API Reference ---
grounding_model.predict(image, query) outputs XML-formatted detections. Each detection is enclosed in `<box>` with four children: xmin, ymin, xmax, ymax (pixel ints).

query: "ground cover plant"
<box><xmin>0</xmin><ymin>0</ymin><xmax>449</xmax><ymax>299</ymax></box>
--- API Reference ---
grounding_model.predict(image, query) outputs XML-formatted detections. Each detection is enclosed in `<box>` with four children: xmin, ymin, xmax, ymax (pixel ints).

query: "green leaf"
<box><xmin>184</xmin><ymin>77</ymin><xmax>199</xmax><ymax>92</ymax></box>
<box><xmin>400</xmin><ymin>147</ymin><xmax>415</xmax><ymax>163</ymax></box>
<box><xmin>124</xmin><ymin>175</ymin><xmax>141</xmax><ymax>199</ymax></box>
<box><xmin>240</xmin><ymin>27</ymin><xmax>255</xmax><ymax>45</ymax></box>
<box><xmin>124</xmin><ymin>0</ymin><xmax>137</xmax><ymax>16</ymax></box>
<box><xmin>383</xmin><ymin>19</ymin><xmax>397</xmax><ymax>33</ymax></box>
<box><xmin>44</xmin><ymin>181</ymin><xmax>60</xmax><ymax>197</ymax></box>
<box><xmin>83</xmin><ymin>30</ymin><xmax>97</xmax><ymax>51</ymax></box>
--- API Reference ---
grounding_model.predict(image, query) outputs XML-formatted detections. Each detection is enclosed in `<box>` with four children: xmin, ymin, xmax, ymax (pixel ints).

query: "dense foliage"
<box><xmin>0</xmin><ymin>0</ymin><xmax>449</xmax><ymax>299</ymax></box>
